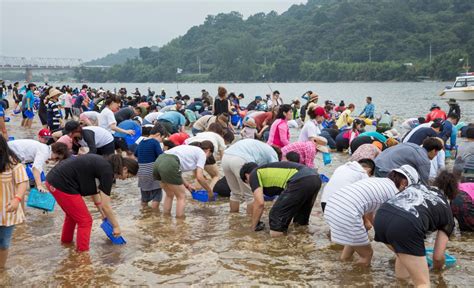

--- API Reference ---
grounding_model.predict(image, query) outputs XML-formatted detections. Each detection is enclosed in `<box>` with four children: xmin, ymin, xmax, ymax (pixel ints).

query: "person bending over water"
<box><xmin>45</xmin><ymin>154</ymin><xmax>138</xmax><ymax>252</ymax></box>
<box><xmin>153</xmin><ymin>142</ymin><xmax>214</xmax><ymax>218</ymax></box>
<box><xmin>324</xmin><ymin>165</ymin><xmax>419</xmax><ymax>266</ymax></box>
<box><xmin>373</xmin><ymin>171</ymin><xmax>458</xmax><ymax>287</ymax></box>
<box><xmin>240</xmin><ymin>161</ymin><xmax>321</xmax><ymax>237</ymax></box>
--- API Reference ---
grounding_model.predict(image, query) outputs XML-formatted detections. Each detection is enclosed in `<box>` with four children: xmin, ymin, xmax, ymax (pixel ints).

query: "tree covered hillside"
<box><xmin>76</xmin><ymin>0</ymin><xmax>474</xmax><ymax>82</ymax></box>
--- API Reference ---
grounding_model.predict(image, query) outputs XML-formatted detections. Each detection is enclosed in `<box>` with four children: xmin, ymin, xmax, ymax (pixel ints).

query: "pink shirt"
<box><xmin>267</xmin><ymin>119</ymin><xmax>290</xmax><ymax>148</ymax></box>
<box><xmin>281</xmin><ymin>141</ymin><xmax>316</xmax><ymax>168</ymax></box>
<box><xmin>458</xmin><ymin>183</ymin><xmax>474</xmax><ymax>203</ymax></box>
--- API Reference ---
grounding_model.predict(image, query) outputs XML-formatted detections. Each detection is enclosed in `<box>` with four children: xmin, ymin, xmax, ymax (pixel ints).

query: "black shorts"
<box><xmin>97</xmin><ymin>141</ymin><xmax>115</xmax><ymax>156</ymax></box>
<box><xmin>269</xmin><ymin>175</ymin><xmax>322</xmax><ymax>232</ymax></box>
<box><xmin>114</xmin><ymin>137</ymin><xmax>129</xmax><ymax>151</ymax></box>
<box><xmin>374</xmin><ymin>205</ymin><xmax>426</xmax><ymax>256</ymax></box>
<box><xmin>214</xmin><ymin>177</ymin><xmax>230</xmax><ymax>197</ymax></box>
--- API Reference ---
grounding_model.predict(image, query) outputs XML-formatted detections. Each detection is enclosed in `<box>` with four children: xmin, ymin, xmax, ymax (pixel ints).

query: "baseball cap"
<box><xmin>314</xmin><ymin>106</ymin><xmax>329</xmax><ymax>119</ymax></box>
<box><xmin>392</xmin><ymin>165</ymin><xmax>419</xmax><ymax>186</ymax></box>
<box><xmin>255</xmin><ymin>96</ymin><xmax>263</xmax><ymax>101</ymax></box>
<box><xmin>38</xmin><ymin>128</ymin><xmax>52</xmax><ymax>138</ymax></box>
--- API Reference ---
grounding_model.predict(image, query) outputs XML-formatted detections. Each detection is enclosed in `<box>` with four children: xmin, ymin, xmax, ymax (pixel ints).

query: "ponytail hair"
<box><xmin>188</xmin><ymin>140</ymin><xmax>215</xmax><ymax>154</ymax></box>
<box><xmin>107</xmin><ymin>155</ymin><xmax>138</xmax><ymax>176</ymax></box>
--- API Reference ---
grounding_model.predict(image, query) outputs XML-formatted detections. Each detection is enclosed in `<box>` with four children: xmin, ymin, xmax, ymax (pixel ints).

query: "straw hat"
<box><xmin>48</xmin><ymin>88</ymin><xmax>62</xmax><ymax>98</ymax></box>
<box><xmin>312</xmin><ymin>136</ymin><xmax>329</xmax><ymax>153</ymax></box>
<box><xmin>309</xmin><ymin>93</ymin><xmax>319</xmax><ymax>102</ymax></box>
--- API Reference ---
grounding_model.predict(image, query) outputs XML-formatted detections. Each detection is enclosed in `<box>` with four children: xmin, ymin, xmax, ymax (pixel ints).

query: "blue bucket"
<box><xmin>322</xmin><ymin>152</ymin><xmax>332</xmax><ymax>165</ymax></box>
<box><xmin>425</xmin><ymin>248</ymin><xmax>456</xmax><ymax>268</ymax></box>
<box><xmin>24</xmin><ymin>110</ymin><xmax>34</xmax><ymax>119</ymax></box>
<box><xmin>100</xmin><ymin>218</ymin><xmax>127</xmax><ymax>245</ymax></box>
<box><xmin>191</xmin><ymin>190</ymin><xmax>217</xmax><ymax>202</ymax></box>
<box><xmin>4</xmin><ymin>117</ymin><xmax>10</xmax><ymax>122</ymax></box>
<box><xmin>27</xmin><ymin>188</ymin><xmax>56</xmax><ymax>212</ymax></box>
<box><xmin>125</xmin><ymin>125</ymin><xmax>142</xmax><ymax>145</ymax></box>
<box><xmin>8</xmin><ymin>136</ymin><xmax>14</xmax><ymax>141</ymax></box>
<box><xmin>25</xmin><ymin>164</ymin><xmax>46</xmax><ymax>182</ymax></box>
<box><xmin>320</xmin><ymin>174</ymin><xmax>330</xmax><ymax>183</ymax></box>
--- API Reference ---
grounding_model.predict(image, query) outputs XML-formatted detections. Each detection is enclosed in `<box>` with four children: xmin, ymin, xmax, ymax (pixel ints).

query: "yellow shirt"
<box><xmin>0</xmin><ymin>163</ymin><xmax>28</xmax><ymax>226</ymax></box>
<box><xmin>336</xmin><ymin>109</ymin><xmax>353</xmax><ymax>129</ymax></box>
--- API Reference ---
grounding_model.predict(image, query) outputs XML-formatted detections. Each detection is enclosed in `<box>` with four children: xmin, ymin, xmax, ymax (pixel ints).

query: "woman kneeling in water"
<box><xmin>45</xmin><ymin>154</ymin><xmax>138</xmax><ymax>252</ymax></box>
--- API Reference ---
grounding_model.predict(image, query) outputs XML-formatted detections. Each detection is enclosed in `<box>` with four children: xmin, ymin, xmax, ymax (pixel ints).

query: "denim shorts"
<box><xmin>0</xmin><ymin>225</ymin><xmax>15</xmax><ymax>249</ymax></box>
<box><xmin>141</xmin><ymin>188</ymin><xmax>163</xmax><ymax>203</ymax></box>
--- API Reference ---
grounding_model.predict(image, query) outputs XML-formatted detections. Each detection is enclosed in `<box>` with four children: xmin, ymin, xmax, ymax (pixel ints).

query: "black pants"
<box><xmin>64</xmin><ymin>108</ymin><xmax>73</xmax><ymax>119</ymax></box>
<box><xmin>269</xmin><ymin>175</ymin><xmax>322</xmax><ymax>232</ymax></box>
<box><xmin>97</xmin><ymin>141</ymin><xmax>115</xmax><ymax>156</ymax></box>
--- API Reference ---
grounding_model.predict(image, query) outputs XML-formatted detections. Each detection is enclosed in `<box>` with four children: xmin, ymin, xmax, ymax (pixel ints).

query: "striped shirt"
<box><xmin>1</xmin><ymin>163</ymin><xmax>28</xmax><ymax>226</ymax></box>
<box><xmin>46</xmin><ymin>100</ymin><xmax>62</xmax><ymax>129</ymax></box>
<box><xmin>281</xmin><ymin>141</ymin><xmax>316</xmax><ymax>168</ymax></box>
<box><xmin>324</xmin><ymin>178</ymin><xmax>398</xmax><ymax>245</ymax></box>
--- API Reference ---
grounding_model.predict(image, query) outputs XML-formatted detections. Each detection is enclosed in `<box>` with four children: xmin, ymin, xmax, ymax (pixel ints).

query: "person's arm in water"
<box><xmin>251</xmin><ymin>187</ymin><xmax>265</xmax><ymax>230</ymax></box>
<box><xmin>362</xmin><ymin>212</ymin><xmax>374</xmax><ymax>231</ymax></box>
<box><xmin>92</xmin><ymin>191</ymin><xmax>121</xmax><ymax>237</ymax></box>
<box><xmin>432</xmin><ymin>230</ymin><xmax>449</xmax><ymax>270</ymax></box>
<box><xmin>194</xmin><ymin>168</ymin><xmax>213</xmax><ymax>199</ymax></box>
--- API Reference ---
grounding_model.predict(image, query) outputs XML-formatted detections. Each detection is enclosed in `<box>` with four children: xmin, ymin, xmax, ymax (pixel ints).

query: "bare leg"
<box><xmin>161</xmin><ymin>184</ymin><xmax>174</xmax><ymax>215</ymax></box>
<box><xmin>229</xmin><ymin>200</ymin><xmax>240</xmax><ymax>213</ymax></box>
<box><xmin>395</xmin><ymin>255</ymin><xmax>411</xmax><ymax>280</ymax></box>
<box><xmin>397</xmin><ymin>253</ymin><xmax>430</xmax><ymax>288</ymax></box>
<box><xmin>270</xmin><ymin>230</ymin><xmax>284</xmax><ymax>237</ymax></box>
<box><xmin>174</xmin><ymin>185</ymin><xmax>186</xmax><ymax>218</ymax></box>
<box><xmin>0</xmin><ymin>249</ymin><xmax>8</xmax><ymax>269</ymax></box>
<box><xmin>151</xmin><ymin>200</ymin><xmax>160</xmax><ymax>211</ymax></box>
<box><xmin>352</xmin><ymin>245</ymin><xmax>374</xmax><ymax>266</ymax></box>
<box><xmin>341</xmin><ymin>245</ymin><xmax>355</xmax><ymax>261</ymax></box>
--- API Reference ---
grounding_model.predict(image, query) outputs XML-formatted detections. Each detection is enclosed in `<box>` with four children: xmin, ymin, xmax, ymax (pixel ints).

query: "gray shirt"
<box><xmin>453</xmin><ymin>141</ymin><xmax>474</xmax><ymax>174</ymax></box>
<box><xmin>375</xmin><ymin>143</ymin><xmax>430</xmax><ymax>184</ymax></box>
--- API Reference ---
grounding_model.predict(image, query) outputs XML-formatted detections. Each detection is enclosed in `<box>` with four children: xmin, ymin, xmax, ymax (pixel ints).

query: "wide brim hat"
<box><xmin>313</xmin><ymin>136</ymin><xmax>329</xmax><ymax>153</ymax></box>
<box><xmin>48</xmin><ymin>88</ymin><xmax>62</xmax><ymax>98</ymax></box>
<box><xmin>447</xmin><ymin>99</ymin><xmax>457</xmax><ymax>105</ymax></box>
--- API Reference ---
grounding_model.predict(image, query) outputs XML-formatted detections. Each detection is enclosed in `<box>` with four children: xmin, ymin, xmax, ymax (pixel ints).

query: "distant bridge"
<box><xmin>0</xmin><ymin>56</ymin><xmax>110</xmax><ymax>81</ymax></box>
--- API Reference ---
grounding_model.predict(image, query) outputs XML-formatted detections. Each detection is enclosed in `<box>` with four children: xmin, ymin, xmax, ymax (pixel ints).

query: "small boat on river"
<box><xmin>440</xmin><ymin>72</ymin><xmax>474</xmax><ymax>100</ymax></box>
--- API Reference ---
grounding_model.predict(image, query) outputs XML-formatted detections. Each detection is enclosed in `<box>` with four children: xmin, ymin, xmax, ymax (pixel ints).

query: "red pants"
<box><xmin>45</xmin><ymin>182</ymin><xmax>92</xmax><ymax>252</ymax></box>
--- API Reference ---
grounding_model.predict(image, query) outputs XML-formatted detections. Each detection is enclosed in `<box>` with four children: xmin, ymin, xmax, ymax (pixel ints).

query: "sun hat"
<box><xmin>309</xmin><ymin>93</ymin><xmax>319</xmax><ymax>102</ymax></box>
<box><xmin>48</xmin><ymin>88</ymin><xmax>62</xmax><ymax>98</ymax></box>
<box><xmin>312</xmin><ymin>136</ymin><xmax>329</xmax><ymax>153</ymax></box>
<box><xmin>392</xmin><ymin>165</ymin><xmax>419</xmax><ymax>186</ymax></box>
<box><xmin>243</xmin><ymin>117</ymin><xmax>257</xmax><ymax>129</ymax></box>
<box><xmin>383</xmin><ymin>129</ymin><xmax>400</xmax><ymax>139</ymax></box>
<box><xmin>447</xmin><ymin>99</ymin><xmax>457</xmax><ymax>105</ymax></box>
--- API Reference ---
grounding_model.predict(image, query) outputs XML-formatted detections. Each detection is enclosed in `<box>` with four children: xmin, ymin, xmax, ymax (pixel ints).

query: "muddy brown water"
<box><xmin>1</xmin><ymin>82</ymin><xmax>473</xmax><ymax>286</ymax></box>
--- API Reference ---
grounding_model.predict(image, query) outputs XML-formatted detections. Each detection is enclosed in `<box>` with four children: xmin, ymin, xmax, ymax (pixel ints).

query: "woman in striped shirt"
<box><xmin>0</xmin><ymin>136</ymin><xmax>29</xmax><ymax>269</ymax></box>
<box><xmin>46</xmin><ymin>88</ymin><xmax>63</xmax><ymax>131</ymax></box>
<box><xmin>324</xmin><ymin>165</ymin><xmax>419</xmax><ymax>266</ymax></box>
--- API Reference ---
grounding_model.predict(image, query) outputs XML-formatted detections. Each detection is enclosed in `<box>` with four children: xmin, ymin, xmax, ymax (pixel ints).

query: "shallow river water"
<box><xmin>1</xmin><ymin>82</ymin><xmax>473</xmax><ymax>286</ymax></box>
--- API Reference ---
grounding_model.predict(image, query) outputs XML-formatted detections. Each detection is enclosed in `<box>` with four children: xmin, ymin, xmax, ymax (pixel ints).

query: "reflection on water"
<box><xmin>1</xmin><ymin>82</ymin><xmax>473</xmax><ymax>286</ymax></box>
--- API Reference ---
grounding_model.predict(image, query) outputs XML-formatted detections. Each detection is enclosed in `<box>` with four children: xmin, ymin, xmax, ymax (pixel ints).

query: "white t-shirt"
<box><xmin>99</xmin><ymin>107</ymin><xmax>117</xmax><ymax>133</ymax></box>
<box><xmin>165</xmin><ymin>145</ymin><xmax>206</xmax><ymax>172</ymax></box>
<box><xmin>79</xmin><ymin>126</ymin><xmax>114</xmax><ymax>148</ymax></box>
<box><xmin>298</xmin><ymin>120</ymin><xmax>322</xmax><ymax>142</ymax></box>
<box><xmin>320</xmin><ymin>161</ymin><xmax>369</xmax><ymax>204</ymax></box>
<box><xmin>8</xmin><ymin>139</ymin><xmax>50</xmax><ymax>172</ymax></box>
<box><xmin>184</xmin><ymin>132</ymin><xmax>225</xmax><ymax>157</ymax></box>
<box><xmin>144</xmin><ymin>111</ymin><xmax>163</xmax><ymax>124</ymax></box>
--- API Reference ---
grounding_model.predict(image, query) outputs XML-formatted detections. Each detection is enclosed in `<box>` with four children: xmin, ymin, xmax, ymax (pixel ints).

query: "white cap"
<box><xmin>392</xmin><ymin>165</ymin><xmax>419</xmax><ymax>186</ymax></box>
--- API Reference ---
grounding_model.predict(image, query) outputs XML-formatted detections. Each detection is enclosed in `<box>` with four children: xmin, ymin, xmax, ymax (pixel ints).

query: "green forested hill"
<box><xmin>76</xmin><ymin>0</ymin><xmax>474</xmax><ymax>82</ymax></box>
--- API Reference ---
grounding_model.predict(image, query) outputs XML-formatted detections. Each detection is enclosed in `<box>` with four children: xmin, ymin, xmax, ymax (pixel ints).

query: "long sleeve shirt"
<box><xmin>360</xmin><ymin>103</ymin><xmax>375</xmax><ymax>118</ymax></box>
<box><xmin>267</xmin><ymin>118</ymin><xmax>290</xmax><ymax>148</ymax></box>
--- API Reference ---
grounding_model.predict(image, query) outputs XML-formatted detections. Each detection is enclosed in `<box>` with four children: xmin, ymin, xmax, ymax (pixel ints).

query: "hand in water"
<box><xmin>113</xmin><ymin>226</ymin><xmax>121</xmax><ymax>237</ymax></box>
<box><xmin>254</xmin><ymin>221</ymin><xmax>265</xmax><ymax>232</ymax></box>
<box><xmin>207</xmin><ymin>191</ymin><xmax>215</xmax><ymax>201</ymax></box>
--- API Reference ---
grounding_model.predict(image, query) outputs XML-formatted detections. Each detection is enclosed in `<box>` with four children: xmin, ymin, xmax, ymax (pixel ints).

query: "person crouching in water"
<box><xmin>45</xmin><ymin>154</ymin><xmax>138</xmax><ymax>252</ymax></box>
<box><xmin>153</xmin><ymin>141</ymin><xmax>214</xmax><ymax>218</ymax></box>
<box><xmin>240</xmin><ymin>161</ymin><xmax>322</xmax><ymax>236</ymax></box>
<box><xmin>373</xmin><ymin>171</ymin><xmax>458</xmax><ymax>287</ymax></box>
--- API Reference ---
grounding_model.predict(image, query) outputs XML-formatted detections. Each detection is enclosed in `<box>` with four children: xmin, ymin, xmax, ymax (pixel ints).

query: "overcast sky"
<box><xmin>1</xmin><ymin>0</ymin><xmax>305</xmax><ymax>61</ymax></box>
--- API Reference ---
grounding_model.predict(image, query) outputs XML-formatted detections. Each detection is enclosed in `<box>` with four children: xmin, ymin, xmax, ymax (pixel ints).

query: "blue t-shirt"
<box><xmin>158</xmin><ymin>111</ymin><xmax>186</xmax><ymax>127</ymax></box>
<box><xmin>0</xmin><ymin>105</ymin><xmax>4</xmax><ymax>117</ymax></box>
<box><xmin>135</xmin><ymin>138</ymin><xmax>163</xmax><ymax>164</ymax></box>
<box><xmin>225</xmin><ymin>139</ymin><xmax>279</xmax><ymax>165</ymax></box>
<box><xmin>359</xmin><ymin>131</ymin><xmax>387</xmax><ymax>143</ymax></box>
<box><xmin>24</xmin><ymin>91</ymin><xmax>35</xmax><ymax>109</ymax></box>
<box><xmin>114</xmin><ymin>120</ymin><xmax>140</xmax><ymax>138</ymax></box>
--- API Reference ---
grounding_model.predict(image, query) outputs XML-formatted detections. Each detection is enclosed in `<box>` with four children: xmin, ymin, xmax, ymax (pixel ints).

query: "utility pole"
<box><xmin>369</xmin><ymin>48</ymin><xmax>372</xmax><ymax>62</ymax></box>
<box><xmin>264</xmin><ymin>56</ymin><xmax>267</xmax><ymax>66</ymax></box>
<box><xmin>197</xmin><ymin>56</ymin><xmax>201</xmax><ymax>75</ymax></box>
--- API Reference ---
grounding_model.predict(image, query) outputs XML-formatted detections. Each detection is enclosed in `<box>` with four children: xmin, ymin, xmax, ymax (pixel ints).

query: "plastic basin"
<box><xmin>100</xmin><ymin>218</ymin><xmax>127</xmax><ymax>245</ymax></box>
<box><xmin>425</xmin><ymin>248</ymin><xmax>456</xmax><ymax>268</ymax></box>
<box><xmin>191</xmin><ymin>190</ymin><xmax>217</xmax><ymax>202</ymax></box>
<box><xmin>27</xmin><ymin>188</ymin><xmax>56</xmax><ymax>212</ymax></box>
